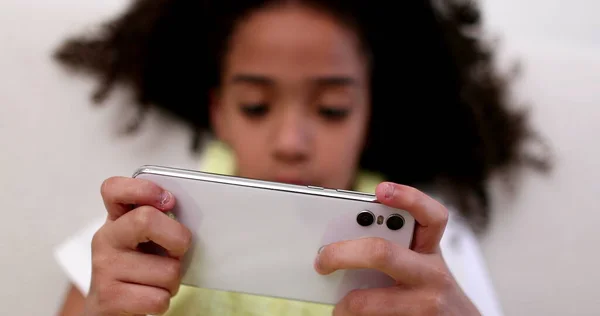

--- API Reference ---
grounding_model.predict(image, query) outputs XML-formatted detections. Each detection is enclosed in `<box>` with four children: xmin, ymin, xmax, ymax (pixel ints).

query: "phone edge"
<box><xmin>132</xmin><ymin>165</ymin><xmax>380</xmax><ymax>203</ymax></box>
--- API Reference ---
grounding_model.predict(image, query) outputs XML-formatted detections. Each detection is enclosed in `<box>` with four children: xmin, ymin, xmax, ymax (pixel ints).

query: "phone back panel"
<box><xmin>134</xmin><ymin>166</ymin><xmax>415</xmax><ymax>305</ymax></box>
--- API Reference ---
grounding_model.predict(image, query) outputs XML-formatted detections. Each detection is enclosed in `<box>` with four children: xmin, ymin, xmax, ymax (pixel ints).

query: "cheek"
<box><xmin>333</xmin><ymin>109</ymin><xmax>369</xmax><ymax>153</ymax></box>
<box><xmin>224</xmin><ymin>120</ymin><xmax>271</xmax><ymax>176</ymax></box>
<box><xmin>319</xmin><ymin>128</ymin><xmax>363</xmax><ymax>161</ymax></box>
<box><xmin>316</xmin><ymin>117</ymin><xmax>368</xmax><ymax>178</ymax></box>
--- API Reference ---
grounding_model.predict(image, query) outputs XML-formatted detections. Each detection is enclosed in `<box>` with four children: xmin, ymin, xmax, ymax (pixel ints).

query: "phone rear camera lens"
<box><xmin>356</xmin><ymin>211</ymin><xmax>375</xmax><ymax>227</ymax></box>
<box><xmin>386</xmin><ymin>214</ymin><xmax>405</xmax><ymax>231</ymax></box>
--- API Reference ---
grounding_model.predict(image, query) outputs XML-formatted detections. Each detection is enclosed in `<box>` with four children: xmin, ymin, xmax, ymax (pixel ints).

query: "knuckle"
<box><xmin>425</xmin><ymin>196</ymin><xmax>449</xmax><ymax>230</ymax></box>
<box><xmin>100</xmin><ymin>177</ymin><xmax>116</xmax><ymax>198</ymax></box>
<box><xmin>341</xmin><ymin>290</ymin><xmax>368</xmax><ymax>315</ymax></box>
<box><xmin>369</xmin><ymin>238</ymin><xmax>394</xmax><ymax>267</ymax></box>
<box><xmin>93</xmin><ymin>283</ymin><xmax>121</xmax><ymax>312</ymax></box>
<box><xmin>424</xmin><ymin>258</ymin><xmax>456</xmax><ymax>288</ymax></box>
<box><xmin>132</xmin><ymin>206</ymin><xmax>159</xmax><ymax>231</ymax></box>
<box><xmin>180</xmin><ymin>226</ymin><xmax>193</xmax><ymax>252</ymax></box>
<box><xmin>91</xmin><ymin>251</ymin><xmax>118</xmax><ymax>277</ymax></box>
<box><xmin>164</xmin><ymin>259</ymin><xmax>182</xmax><ymax>281</ymax></box>
<box><xmin>434</xmin><ymin>268</ymin><xmax>455</xmax><ymax>290</ymax></box>
<box><xmin>436</xmin><ymin>204</ymin><xmax>450</xmax><ymax>227</ymax></box>
<box><xmin>91</xmin><ymin>251</ymin><xmax>109</xmax><ymax>272</ymax></box>
<box><xmin>90</xmin><ymin>229</ymin><xmax>105</xmax><ymax>252</ymax></box>
<box><xmin>91</xmin><ymin>230</ymin><xmax>115</xmax><ymax>272</ymax></box>
<box><xmin>148</xmin><ymin>290</ymin><xmax>171</xmax><ymax>314</ymax></box>
<box><xmin>164</xmin><ymin>260</ymin><xmax>182</xmax><ymax>295</ymax></box>
<box><xmin>100</xmin><ymin>178</ymin><xmax>114</xmax><ymax>195</ymax></box>
<box><xmin>422</xmin><ymin>291</ymin><xmax>446</xmax><ymax>316</ymax></box>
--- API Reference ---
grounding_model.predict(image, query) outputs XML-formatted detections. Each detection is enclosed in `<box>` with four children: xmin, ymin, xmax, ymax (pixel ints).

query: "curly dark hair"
<box><xmin>53</xmin><ymin>0</ymin><xmax>550</xmax><ymax>232</ymax></box>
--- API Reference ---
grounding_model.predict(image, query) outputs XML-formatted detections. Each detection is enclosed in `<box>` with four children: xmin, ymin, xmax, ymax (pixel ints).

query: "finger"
<box><xmin>106</xmin><ymin>206</ymin><xmax>192</xmax><ymax>258</ymax></box>
<box><xmin>107</xmin><ymin>251</ymin><xmax>182</xmax><ymax>296</ymax></box>
<box><xmin>333</xmin><ymin>287</ymin><xmax>429</xmax><ymax>316</ymax></box>
<box><xmin>101</xmin><ymin>176</ymin><xmax>175</xmax><ymax>221</ymax></box>
<box><xmin>95</xmin><ymin>282</ymin><xmax>171</xmax><ymax>316</ymax></box>
<box><xmin>315</xmin><ymin>237</ymin><xmax>430</xmax><ymax>285</ymax></box>
<box><xmin>376</xmin><ymin>182</ymin><xmax>448</xmax><ymax>253</ymax></box>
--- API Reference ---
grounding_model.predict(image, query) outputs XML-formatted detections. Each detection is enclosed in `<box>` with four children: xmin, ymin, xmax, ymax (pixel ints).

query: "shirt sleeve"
<box><xmin>54</xmin><ymin>217</ymin><xmax>105</xmax><ymax>296</ymax></box>
<box><xmin>441</xmin><ymin>213</ymin><xmax>504</xmax><ymax>316</ymax></box>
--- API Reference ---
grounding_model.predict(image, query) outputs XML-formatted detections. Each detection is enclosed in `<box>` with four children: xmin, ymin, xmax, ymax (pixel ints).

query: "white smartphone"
<box><xmin>133</xmin><ymin>165</ymin><xmax>415</xmax><ymax>305</ymax></box>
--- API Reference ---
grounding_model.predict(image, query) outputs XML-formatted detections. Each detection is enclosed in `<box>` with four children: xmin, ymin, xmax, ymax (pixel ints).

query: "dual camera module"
<box><xmin>356</xmin><ymin>210</ymin><xmax>404</xmax><ymax>231</ymax></box>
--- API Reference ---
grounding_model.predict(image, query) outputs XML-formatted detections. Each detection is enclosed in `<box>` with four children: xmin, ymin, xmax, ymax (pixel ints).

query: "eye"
<box><xmin>240</xmin><ymin>103</ymin><xmax>269</xmax><ymax>118</ymax></box>
<box><xmin>318</xmin><ymin>106</ymin><xmax>350</xmax><ymax>121</ymax></box>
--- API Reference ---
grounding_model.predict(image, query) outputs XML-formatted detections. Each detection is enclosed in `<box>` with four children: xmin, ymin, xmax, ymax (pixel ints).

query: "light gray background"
<box><xmin>1</xmin><ymin>0</ymin><xmax>598</xmax><ymax>314</ymax></box>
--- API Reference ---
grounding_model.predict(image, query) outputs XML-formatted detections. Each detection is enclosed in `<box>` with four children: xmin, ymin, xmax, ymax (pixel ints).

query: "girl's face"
<box><xmin>211</xmin><ymin>4</ymin><xmax>370</xmax><ymax>189</ymax></box>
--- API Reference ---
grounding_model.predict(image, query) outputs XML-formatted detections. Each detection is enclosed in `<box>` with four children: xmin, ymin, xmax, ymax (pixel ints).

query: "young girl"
<box><xmin>54</xmin><ymin>0</ymin><xmax>548</xmax><ymax>315</ymax></box>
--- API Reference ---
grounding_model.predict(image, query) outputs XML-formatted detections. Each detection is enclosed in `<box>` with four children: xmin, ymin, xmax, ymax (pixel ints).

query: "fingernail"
<box><xmin>384</xmin><ymin>183</ymin><xmax>395</xmax><ymax>199</ymax></box>
<box><xmin>314</xmin><ymin>246</ymin><xmax>325</xmax><ymax>269</ymax></box>
<box><xmin>159</xmin><ymin>191</ymin><xmax>172</xmax><ymax>208</ymax></box>
<box><xmin>314</xmin><ymin>254</ymin><xmax>322</xmax><ymax>271</ymax></box>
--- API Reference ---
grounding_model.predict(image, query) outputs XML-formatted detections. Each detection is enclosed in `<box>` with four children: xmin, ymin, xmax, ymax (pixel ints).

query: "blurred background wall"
<box><xmin>0</xmin><ymin>0</ymin><xmax>598</xmax><ymax>314</ymax></box>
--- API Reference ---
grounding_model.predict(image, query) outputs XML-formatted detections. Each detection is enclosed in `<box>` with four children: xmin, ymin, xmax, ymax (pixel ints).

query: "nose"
<box><xmin>272</xmin><ymin>110</ymin><xmax>311</xmax><ymax>164</ymax></box>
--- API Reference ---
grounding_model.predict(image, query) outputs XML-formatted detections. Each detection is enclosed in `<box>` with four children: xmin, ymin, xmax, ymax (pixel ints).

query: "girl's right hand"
<box><xmin>84</xmin><ymin>177</ymin><xmax>192</xmax><ymax>316</ymax></box>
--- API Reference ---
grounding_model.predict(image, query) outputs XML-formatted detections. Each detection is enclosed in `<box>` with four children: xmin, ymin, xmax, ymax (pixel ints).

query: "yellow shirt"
<box><xmin>164</xmin><ymin>141</ymin><xmax>383</xmax><ymax>316</ymax></box>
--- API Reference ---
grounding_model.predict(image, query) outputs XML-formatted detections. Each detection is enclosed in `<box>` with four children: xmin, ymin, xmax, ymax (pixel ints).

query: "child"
<box><xmin>54</xmin><ymin>0</ymin><xmax>549</xmax><ymax>315</ymax></box>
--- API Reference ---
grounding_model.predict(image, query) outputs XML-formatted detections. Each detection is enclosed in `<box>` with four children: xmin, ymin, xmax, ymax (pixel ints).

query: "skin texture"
<box><xmin>60</xmin><ymin>5</ymin><xmax>480</xmax><ymax>316</ymax></box>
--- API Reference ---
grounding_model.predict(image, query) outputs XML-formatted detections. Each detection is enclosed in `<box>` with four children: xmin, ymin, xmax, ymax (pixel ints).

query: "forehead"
<box><xmin>224</xmin><ymin>5</ymin><xmax>367</xmax><ymax>81</ymax></box>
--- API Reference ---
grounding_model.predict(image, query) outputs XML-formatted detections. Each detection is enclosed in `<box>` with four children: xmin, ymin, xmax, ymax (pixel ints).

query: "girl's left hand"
<box><xmin>314</xmin><ymin>182</ymin><xmax>481</xmax><ymax>316</ymax></box>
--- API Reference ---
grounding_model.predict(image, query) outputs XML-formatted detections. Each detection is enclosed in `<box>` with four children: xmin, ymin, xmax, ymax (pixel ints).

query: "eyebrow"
<box><xmin>312</xmin><ymin>76</ymin><xmax>356</xmax><ymax>86</ymax></box>
<box><xmin>230</xmin><ymin>74</ymin><xmax>357</xmax><ymax>86</ymax></box>
<box><xmin>230</xmin><ymin>74</ymin><xmax>274</xmax><ymax>85</ymax></box>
